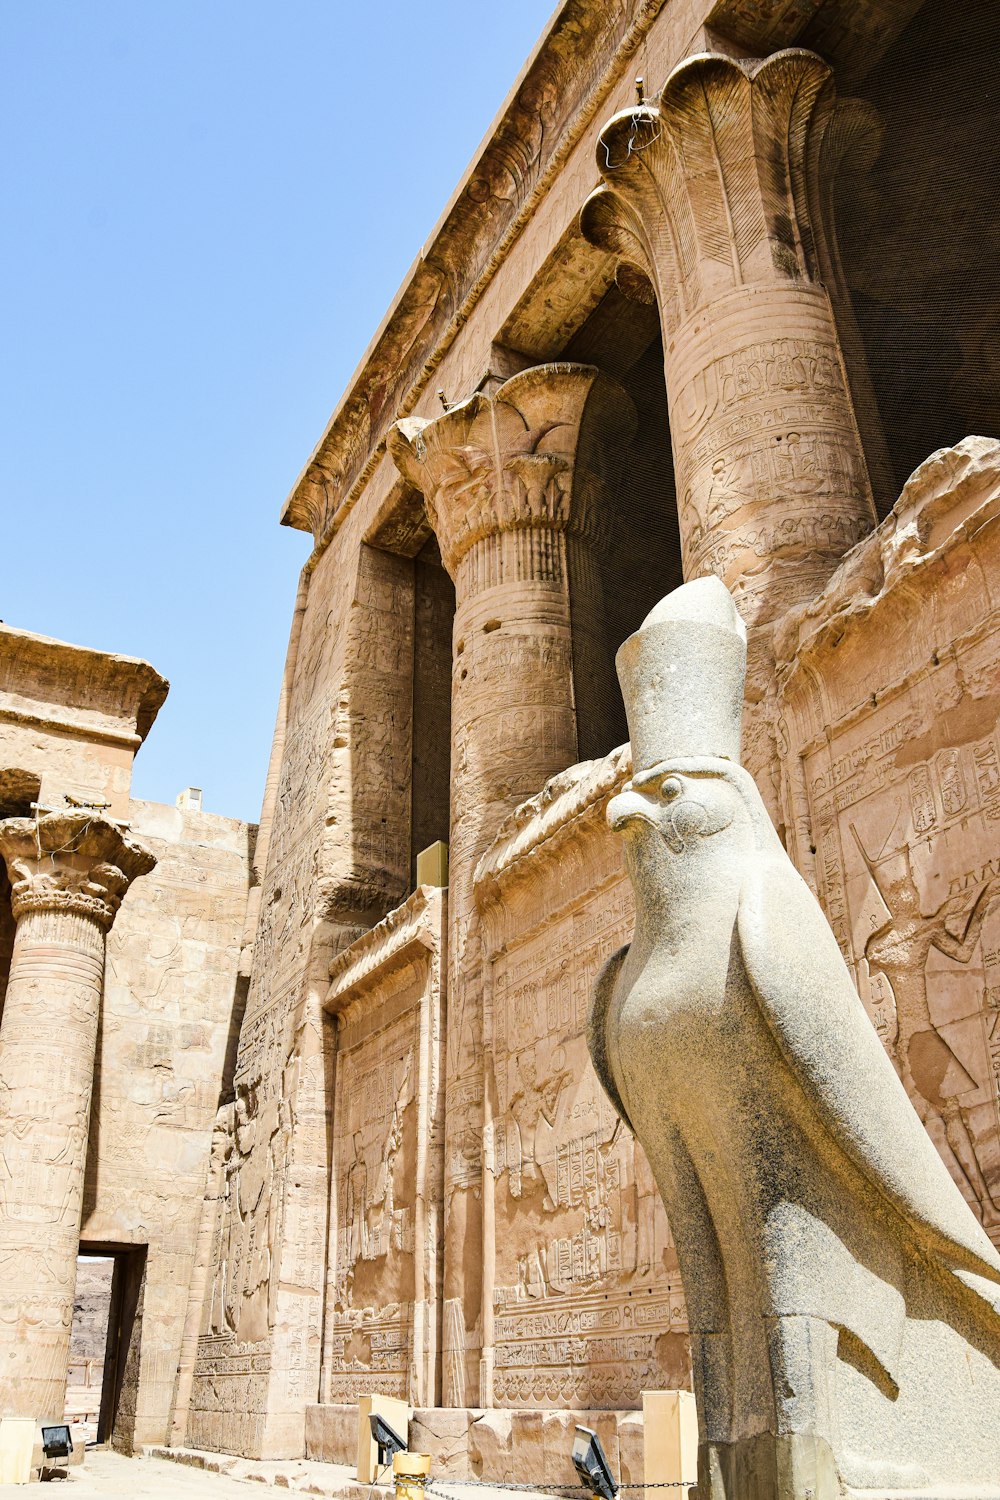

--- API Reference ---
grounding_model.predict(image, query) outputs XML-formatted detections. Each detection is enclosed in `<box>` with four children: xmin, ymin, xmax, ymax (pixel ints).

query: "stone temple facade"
<box><xmin>3</xmin><ymin>0</ymin><xmax>1000</xmax><ymax>1480</ymax></box>
<box><xmin>0</xmin><ymin>628</ymin><xmax>252</xmax><ymax>1451</ymax></box>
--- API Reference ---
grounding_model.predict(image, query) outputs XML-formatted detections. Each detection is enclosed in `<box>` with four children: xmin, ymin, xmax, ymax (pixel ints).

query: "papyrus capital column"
<box><xmin>390</xmin><ymin>363</ymin><xmax>635</xmax><ymax>836</ymax></box>
<box><xmin>389</xmin><ymin>363</ymin><xmax>634</xmax><ymax>1403</ymax></box>
<box><xmin>582</xmin><ymin>49</ymin><xmax>880</xmax><ymax>631</ymax></box>
<box><xmin>0</xmin><ymin>812</ymin><xmax>155</xmax><ymax>1421</ymax></box>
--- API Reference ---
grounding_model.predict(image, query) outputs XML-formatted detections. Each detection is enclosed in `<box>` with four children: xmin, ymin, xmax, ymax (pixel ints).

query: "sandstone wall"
<box><xmin>0</xmin><ymin>627</ymin><xmax>165</xmax><ymax>819</ymax></box>
<box><xmin>775</xmin><ymin>436</ymin><xmax>1000</xmax><ymax>1248</ymax></box>
<box><xmin>80</xmin><ymin>797</ymin><xmax>252</xmax><ymax>1446</ymax></box>
<box><xmin>322</xmin><ymin>887</ymin><xmax>446</xmax><ymax>1408</ymax></box>
<box><xmin>189</xmin><ymin>536</ymin><xmax>426</xmax><ymax>1457</ymax></box>
<box><xmin>475</xmin><ymin>755</ymin><xmax>688</xmax><ymax>1409</ymax></box>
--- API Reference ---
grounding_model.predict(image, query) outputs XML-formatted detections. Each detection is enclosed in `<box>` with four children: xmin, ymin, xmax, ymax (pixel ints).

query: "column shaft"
<box><xmin>0</xmin><ymin>906</ymin><xmax>105</xmax><ymax>1419</ymax></box>
<box><xmin>668</xmin><ymin>281</ymin><xmax>872</xmax><ymax>624</ymax></box>
<box><xmin>0</xmin><ymin>812</ymin><xmax>155</xmax><ymax>1424</ymax></box>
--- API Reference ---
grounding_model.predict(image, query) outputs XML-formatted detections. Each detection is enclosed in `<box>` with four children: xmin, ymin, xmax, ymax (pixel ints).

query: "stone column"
<box><xmin>0</xmin><ymin>812</ymin><xmax>155</xmax><ymax>1422</ymax></box>
<box><xmin>581</xmin><ymin>49</ymin><xmax>882</xmax><ymax>637</ymax></box>
<box><xmin>388</xmin><ymin>363</ymin><xmax>634</xmax><ymax>1403</ymax></box>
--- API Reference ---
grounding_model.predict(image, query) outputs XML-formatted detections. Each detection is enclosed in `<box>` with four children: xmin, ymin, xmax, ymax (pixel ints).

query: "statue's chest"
<box><xmin>611</xmin><ymin>936</ymin><xmax>751</xmax><ymax>1089</ymax></box>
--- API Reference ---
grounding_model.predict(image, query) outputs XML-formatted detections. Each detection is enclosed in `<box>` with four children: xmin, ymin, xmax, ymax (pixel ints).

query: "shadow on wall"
<box><xmin>836</xmin><ymin>0</ymin><xmax>1000</xmax><ymax>494</ymax></box>
<box><xmin>563</xmin><ymin>290</ymin><xmax>682</xmax><ymax>760</ymax></box>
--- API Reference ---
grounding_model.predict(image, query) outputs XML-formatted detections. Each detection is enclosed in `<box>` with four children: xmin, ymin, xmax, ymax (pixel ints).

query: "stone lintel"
<box><xmin>496</xmin><ymin>219</ymin><xmax>618</xmax><ymax>366</ymax></box>
<box><xmin>774</xmin><ymin>437</ymin><xmax>1000</xmax><ymax>683</ymax></box>
<box><xmin>0</xmin><ymin>623</ymin><xmax>168</xmax><ymax>746</ymax></box>
<box><xmin>364</xmin><ymin>474</ymin><xmax>434</xmax><ymax>560</ymax></box>
<box><xmin>325</xmin><ymin>885</ymin><xmax>445</xmax><ymax>1025</ymax></box>
<box><xmin>704</xmin><ymin>0</ymin><xmax>826</xmax><ymax>55</ymax></box>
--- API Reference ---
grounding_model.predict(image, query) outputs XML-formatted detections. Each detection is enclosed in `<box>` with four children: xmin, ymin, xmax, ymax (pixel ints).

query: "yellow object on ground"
<box><xmin>393</xmin><ymin>1449</ymin><xmax>431</xmax><ymax>1500</ymax></box>
<box><xmin>0</xmin><ymin>1417</ymin><xmax>36</xmax><ymax>1485</ymax></box>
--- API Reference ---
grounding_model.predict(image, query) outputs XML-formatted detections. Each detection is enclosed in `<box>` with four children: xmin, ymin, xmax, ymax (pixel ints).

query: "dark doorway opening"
<box><xmin>833</xmin><ymin>0</ymin><xmax>1000</xmax><ymax>500</ymax></box>
<box><xmin>74</xmin><ymin>1242</ymin><xmax>148</xmax><ymax>1453</ymax></box>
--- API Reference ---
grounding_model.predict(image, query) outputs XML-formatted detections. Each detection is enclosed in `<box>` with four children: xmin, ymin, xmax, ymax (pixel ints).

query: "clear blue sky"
<box><xmin>2</xmin><ymin>1</ymin><xmax>554</xmax><ymax>824</ymax></box>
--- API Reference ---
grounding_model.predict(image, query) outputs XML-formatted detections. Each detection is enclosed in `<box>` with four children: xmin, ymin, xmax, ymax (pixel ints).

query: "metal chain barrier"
<box><xmin>422</xmin><ymin>1481</ymin><xmax>688</xmax><ymax>1497</ymax></box>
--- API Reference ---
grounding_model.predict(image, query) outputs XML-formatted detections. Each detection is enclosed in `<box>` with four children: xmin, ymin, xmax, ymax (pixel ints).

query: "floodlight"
<box><xmin>370</xmin><ymin>1412</ymin><xmax>407</xmax><ymax>1467</ymax></box>
<box><xmin>40</xmin><ymin>1426</ymin><xmax>72</xmax><ymax>1460</ymax></box>
<box><xmin>571</xmin><ymin>1425</ymin><xmax>618</xmax><ymax>1500</ymax></box>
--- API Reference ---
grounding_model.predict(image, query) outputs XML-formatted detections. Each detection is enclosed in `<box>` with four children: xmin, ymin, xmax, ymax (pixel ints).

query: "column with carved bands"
<box><xmin>0</xmin><ymin>812</ymin><xmax>155</xmax><ymax>1423</ymax></box>
<box><xmin>581</xmin><ymin>48</ymin><xmax>885</xmax><ymax>652</ymax></box>
<box><xmin>389</xmin><ymin>363</ymin><xmax>634</xmax><ymax>1404</ymax></box>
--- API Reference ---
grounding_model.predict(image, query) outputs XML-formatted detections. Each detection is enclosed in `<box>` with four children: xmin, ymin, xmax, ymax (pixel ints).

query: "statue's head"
<box><xmin>607</xmin><ymin>755</ymin><xmax>777</xmax><ymax>858</ymax></box>
<box><xmin>609</xmin><ymin>577</ymin><xmax>779</xmax><ymax>868</ymax></box>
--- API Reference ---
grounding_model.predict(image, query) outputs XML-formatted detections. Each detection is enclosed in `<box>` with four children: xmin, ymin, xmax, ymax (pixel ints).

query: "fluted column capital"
<box><xmin>582</xmin><ymin>49</ymin><xmax>848</xmax><ymax>333</ymax></box>
<box><xmin>0</xmin><ymin>811</ymin><xmax>156</xmax><ymax>929</ymax></box>
<box><xmin>387</xmin><ymin>363</ymin><xmax>635</xmax><ymax>580</ymax></box>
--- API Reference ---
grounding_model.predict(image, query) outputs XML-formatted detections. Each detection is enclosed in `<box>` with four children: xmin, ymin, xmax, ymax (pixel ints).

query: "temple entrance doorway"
<box><xmin>72</xmin><ymin>1242</ymin><xmax>148</xmax><ymax>1453</ymax></box>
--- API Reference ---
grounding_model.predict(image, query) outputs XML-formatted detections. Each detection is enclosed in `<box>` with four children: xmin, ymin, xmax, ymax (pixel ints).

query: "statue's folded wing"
<box><xmin>589</xmin><ymin>944</ymin><xmax>635</xmax><ymax>1134</ymax></box>
<box><xmin>738</xmin><ymin>854</ymin><xmax>1000</xmax><ymax>1291</ymax></box>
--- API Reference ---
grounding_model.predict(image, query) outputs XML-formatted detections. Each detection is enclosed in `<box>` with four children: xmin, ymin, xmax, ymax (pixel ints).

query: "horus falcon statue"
<box><xmin>589</xmin><ymin>576</ymin><xmax>1000</xmax><ymax>1499</ymax></box>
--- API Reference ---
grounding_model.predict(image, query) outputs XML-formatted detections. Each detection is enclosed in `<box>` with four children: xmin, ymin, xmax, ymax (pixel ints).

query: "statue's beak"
<box><xmin>607</xmin><ymin>789</ymin><xmax>658</xmax><ymax>832</ymax></box>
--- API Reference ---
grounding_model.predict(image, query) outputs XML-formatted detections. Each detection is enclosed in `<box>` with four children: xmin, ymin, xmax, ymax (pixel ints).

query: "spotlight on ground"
<box><xmin>40</xmin><ymin>1424</ymin><xmax>73</xmax><ymax>1481</ymax></box>
<box><xmin>572</xmin><ymin>1425</ymin><xmax>618</xmax><ymax>1500</ymax></box>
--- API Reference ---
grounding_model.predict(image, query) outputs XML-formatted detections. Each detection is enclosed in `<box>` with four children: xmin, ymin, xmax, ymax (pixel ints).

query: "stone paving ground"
<box><xmin>0</xmin><ymin>1449</ymin><xmax>556</xmax><ymax>1499</ymax></box>
<box><xmin>0</xmin><ymin>1450</ymin><xmax>265</xmax><ymax>1497</ymax></box>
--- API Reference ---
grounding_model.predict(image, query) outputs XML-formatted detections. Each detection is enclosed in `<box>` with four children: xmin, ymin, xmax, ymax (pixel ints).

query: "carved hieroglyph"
<box><xmin>475</xmin><ymin>752</ymin><xmax>689</xmax><ymax>1411</ymax></box>
<box><xmin>581</xmin><ymin>50</ymin><xmax>880</xmax><ymax>634</ymax></box>
<box><xmin>0</xmin><ymin>812</ymin><xmax>155</xmax><ymax>1422</ymax></box>
<box><xmin>594</xmin><ymin>574</ymin><xmax>1000</xmax><ymax>1497</ymax></box>
<box><xmin>389</xmin><ymin>364</ymin><xmax>634</xmax><ymax>1404</ymax></box>
<box><xmin>777</xmin><ymin>437</ymin><xmax>1000</xmax><ymax>1251</ymax></box>
<box><xmin>322</xmin><ymin>887</ymin><xmax>445</xmax><ymax>1409</ymax></box>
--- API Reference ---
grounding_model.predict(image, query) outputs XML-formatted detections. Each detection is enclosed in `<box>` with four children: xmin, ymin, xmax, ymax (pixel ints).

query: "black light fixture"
<box><xmin>40</xmin><ymin>1426</ymin><xmax>73</xmax><ymax>1460</ymax></box>
<box><xmin>571</xmin><ymin>1425</ymin><xmax>618</xmax><ymax>1500</ymax></box>
<box><xmin>369</xmin><ymin>1412</ymin><xmax>407</xmax><ymax>1468</ymax></box>
<box><xmin>40</xmin><ymin>1424</ymin><xmax>73</xmax><ymax>1481</ymax></box>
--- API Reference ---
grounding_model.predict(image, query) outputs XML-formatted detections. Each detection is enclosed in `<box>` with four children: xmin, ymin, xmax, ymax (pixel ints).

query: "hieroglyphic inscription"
<box><xmin>488</xmin><ymin>877</ymin><xmax>685</xmax><ymax>1408</ymax></box>
<box><xmin>491</xmin><ymin>1287</ymin><xmax>687</xmax><ymax>1408</ymax></box>
<box><xmin>208</xmin><ymin>1003</ymin><xmax>299</xmax><ymax>1346</ymax></box>
<box><xmin>673</xmin><ymin>327</ymin><xmax>873</xmax><ymax>623</ymax></box>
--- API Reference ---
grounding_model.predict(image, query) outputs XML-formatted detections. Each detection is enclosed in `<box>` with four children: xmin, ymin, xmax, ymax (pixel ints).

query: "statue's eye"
<box><xmin>660</xmin><ymin>777</ymin><xmax>682</xmax><ymax>801</ymax></box>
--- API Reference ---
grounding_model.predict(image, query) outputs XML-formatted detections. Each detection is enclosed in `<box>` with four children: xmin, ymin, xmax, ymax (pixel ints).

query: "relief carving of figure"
<box><xmin>852</xmin><ymin>823</ymin><xmax>1000</xmax><ymax>1235</ymax></box>
<box><xmin>504</xmin><ymin>1043</ymin><xmax>569</xmax><ymax>1208</ymax></box>
<box><xmin>337</xmin><ymin>1048</ymin><xmax>413</xmax><ymax>1301</ymax></box>
<box><xmin>343</xmin><ymin>1131</ymin><xmax>368</xmax><ymax>1279</ymax></box>
<box><xmin>366</xmin><ymin>1102</ymin><xmax>403</xmax><ymax>1259</ymax></box>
